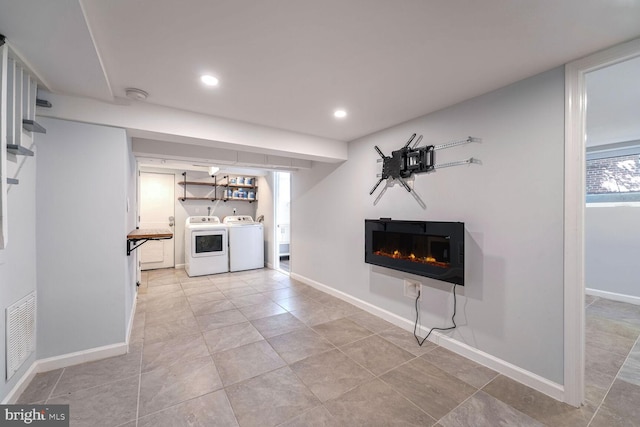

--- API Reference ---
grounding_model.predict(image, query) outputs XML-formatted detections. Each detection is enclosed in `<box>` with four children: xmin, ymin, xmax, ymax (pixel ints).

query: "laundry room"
<box><xmin>137</xmin><ymin>161</ymin><xmax>275</xmax><ymax>275</ymax></box>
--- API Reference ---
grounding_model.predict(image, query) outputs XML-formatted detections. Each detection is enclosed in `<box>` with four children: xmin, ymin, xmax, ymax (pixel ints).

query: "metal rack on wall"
<box><xmin>178</xmin><ymin>171</ymin><xmax>218</xmax><ymax>202</ymax></box>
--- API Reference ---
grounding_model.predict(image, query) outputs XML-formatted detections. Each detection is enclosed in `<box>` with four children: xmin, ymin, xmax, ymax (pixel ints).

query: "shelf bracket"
<box><xmin>127</xmin><ymin>238</ymin><xmax>151</xmax><ymax>256</ymax></box>
<box><xmin>182</xmin><ymin>171</ymin><xmax>187</xmax><ymax>200</ymax></box>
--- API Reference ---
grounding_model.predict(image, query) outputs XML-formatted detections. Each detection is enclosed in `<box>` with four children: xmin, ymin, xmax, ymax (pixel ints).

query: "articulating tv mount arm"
<box><xmin>370</xmin><ymin>134</ymin><xmax>481</xmax><ymax>196</ymax></box>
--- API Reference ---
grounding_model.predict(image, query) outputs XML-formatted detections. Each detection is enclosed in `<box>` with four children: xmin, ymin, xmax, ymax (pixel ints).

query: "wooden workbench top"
<box><xmin>127</xmin><ymin>229</ymin><xmax>173</xmax><ymax>240</ymax></box>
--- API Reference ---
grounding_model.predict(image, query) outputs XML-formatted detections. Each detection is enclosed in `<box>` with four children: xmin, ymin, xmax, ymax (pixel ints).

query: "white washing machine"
<box><xmin>184</xmin><ymin>216</ymin><xmax>229</xmax><ymax>277</ymax></box>
<box><xmin>223</xmin><ymin>215</ymin><xmax>264</xmax><ymax>272</ymax></box>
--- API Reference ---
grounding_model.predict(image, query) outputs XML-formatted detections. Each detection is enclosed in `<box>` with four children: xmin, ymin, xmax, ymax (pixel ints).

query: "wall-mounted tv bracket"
<box><xmin>369</xmin><ymin>134</ymin><xmax>481</xmax><ymax>197</ymax></box>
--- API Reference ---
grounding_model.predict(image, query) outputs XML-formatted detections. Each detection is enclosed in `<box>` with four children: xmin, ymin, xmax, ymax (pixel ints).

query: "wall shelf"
<box><xmin>178</xmin><ymin>172</ymin><xmax>218</xmax><ymax>202</ymax></box>
<box><xmin>221</xmin><ymin>175</ymin><xmax>258</xmax><ymax>203</ymax></box>
<box><xmin>178</xmin><ymin>181</ymin><xmax>216</xmax><ymax>187</ymax></box>
<box><xmin>126</xmin><ymin>228</ymin><xmax>173</xmax><ymax>256</ymax></box>
<box><xmin>223</xmin><ymin>183</ymin><xmax>257</xmax><ymax>189</ymax></box>
<box><xmin>222</xmin><ymin>197</ymin><xmax>257</xmax><ymax>203</ymax></box>
<box><xmin>177</xmin><ymin>172</ymin><xmax>259</xmax><ymax>203</ymax></box>
<box><xmin>7</xmin><ymin>144</ymin><xmax>34</xmax><ymax>156</ymax></box>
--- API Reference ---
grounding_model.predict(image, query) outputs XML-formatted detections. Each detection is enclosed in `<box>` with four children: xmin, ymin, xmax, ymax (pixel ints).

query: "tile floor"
<box><xmin>17</xmin><ymin>268</ymin><xmax>640</xmax><ymax>426</ymax></box>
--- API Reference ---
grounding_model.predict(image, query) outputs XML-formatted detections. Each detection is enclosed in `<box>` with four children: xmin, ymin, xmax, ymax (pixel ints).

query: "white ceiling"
<box><xmin>2</xmin><ymin>0</ymin><xmax>640</xmax><ymax>142</ymax></box>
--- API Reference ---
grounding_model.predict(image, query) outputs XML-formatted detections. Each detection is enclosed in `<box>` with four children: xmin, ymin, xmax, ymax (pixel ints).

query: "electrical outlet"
<box><xmin>403</xmin><ymin>279</ymin><xmax>422</xmax><ymax>300</ymax></box>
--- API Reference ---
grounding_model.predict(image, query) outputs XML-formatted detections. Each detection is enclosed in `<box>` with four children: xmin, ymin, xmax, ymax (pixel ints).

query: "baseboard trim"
<box><xmin>175</xmin><ymin>264</ymin><xmax>185</xmax><ymax>269</ymax></box>
<box><xmin>37</xmin><ymin>342</ymin><xmax>128</xmax><ymax>373</ymax></box>
<box><xmin>1</xmin><ymin>360</ymin><xmax>38</xmax><ymax>404</ymax></box>
<box><xmin>586</xmin><ymin>288</ymin><xmax>640</xmax><ymax>306</ymax></box>
<box><xmin>126</xmin><ymin>296</ymin><xmax>138</xmax><ymax>350</ymax></box>
<box><xmin>2</xmin><ymin>342</ymin><xmax>128</xmax><ymax>404</ymax></box>
<box><xmin>434</xmin><ymin>334</ymin><xmax>564</xmax><ymax>401</ymax></box>
<box><xmin>291</xmin><ymin>272</ymin><xmax>565</xmax><ymax>403</ymax></box>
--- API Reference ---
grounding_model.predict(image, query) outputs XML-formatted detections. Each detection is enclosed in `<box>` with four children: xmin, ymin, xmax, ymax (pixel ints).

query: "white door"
<box><xmin>140</xmin><ymin>172</ymin><xmax>175</xmax><ymax>270</ymax></box>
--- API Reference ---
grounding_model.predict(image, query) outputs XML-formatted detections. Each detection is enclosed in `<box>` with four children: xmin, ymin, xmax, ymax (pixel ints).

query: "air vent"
<box><xmin>6</xmin><ymin>292</ymin><xmax>36</xmax><ymax>380</ymax></box>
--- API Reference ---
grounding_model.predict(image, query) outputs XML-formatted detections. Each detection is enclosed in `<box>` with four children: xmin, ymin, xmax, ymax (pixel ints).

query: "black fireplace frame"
<box><xmin>364</xmin><ymin>219</ymin><xmax>465</xmax><ymax>285</ymax></box>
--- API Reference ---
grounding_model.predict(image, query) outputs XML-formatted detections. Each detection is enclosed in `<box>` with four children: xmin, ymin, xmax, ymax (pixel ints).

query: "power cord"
<box><xmin>414</xmin><ymin>284</ymin><xmax>457</xmax><ymax>346</ymax></box>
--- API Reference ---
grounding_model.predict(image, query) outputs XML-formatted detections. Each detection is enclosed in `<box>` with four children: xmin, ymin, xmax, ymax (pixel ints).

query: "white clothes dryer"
<box><xmin>223</xmin><ymin>215</ymin><xmax>264</xmax><ymax>272</ymax></box>
<box><xmin>184</xmin><ymin>216</ymin><xmax>228</xmax><ymax>277</ymax></box>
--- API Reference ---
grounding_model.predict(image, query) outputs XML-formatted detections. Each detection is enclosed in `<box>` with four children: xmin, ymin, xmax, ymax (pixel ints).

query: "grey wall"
<box><xmin>36</xmin><ymin>118</ymin><xmax>133</xmax><ymax>358</ymax></box>
<box><xmin>0</xmin><ymin>135</ymin><xmax>38</xmax><ymax>401</ymax></box>
<box><xmin>291</xmin><ymin>67</ymin><xmax>566</xmax><ymax>383</ymax></box>
<box><xmin>586</xmin><ymin>205</ymin><xmax>640</xmax><ymax>297</ymax></box>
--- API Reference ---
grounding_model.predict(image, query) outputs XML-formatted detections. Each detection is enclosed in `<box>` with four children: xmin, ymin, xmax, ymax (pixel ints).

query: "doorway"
<box><xmin>274</xmin><ymin>172</ymin><xmax>291</xmax><ymax>273</ymax></box>
<box><xmin>564</xmin><ymin>37</ymin><xmax>640</xmax><ymax>406</ymax></box>
<box><xmin>139</xmin><ymin>171</ymin><xmax>175</xmax><ymax>270</ymax></box>
<box><xmin>582</xmin><ymin>53</ymin><xmax>640</xmax><ymax>410</ymax></box>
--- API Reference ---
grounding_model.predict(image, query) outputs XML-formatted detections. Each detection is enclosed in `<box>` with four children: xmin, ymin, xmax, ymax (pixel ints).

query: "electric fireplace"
<box><xmin>365</xmin><ymin>219</ymin><xmax>465</xmax><ymax>285</ymax></box>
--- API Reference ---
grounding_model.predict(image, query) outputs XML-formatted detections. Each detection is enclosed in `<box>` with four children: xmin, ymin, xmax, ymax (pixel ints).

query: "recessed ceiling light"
<box><xmin>201</xmin><ymin>75</ymin><xmax>219</xmax><ymax>87</ymax></box>
<box><xmin>334</xmin><ymin>109</ymin><xmax>347</xmax><ymax>118</ymax></box>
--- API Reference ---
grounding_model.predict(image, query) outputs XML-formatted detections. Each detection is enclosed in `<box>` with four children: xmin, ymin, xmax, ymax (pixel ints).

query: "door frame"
<box><xmin>272</xmin><ymin>172</ymin><xmax>280</xmax><ymax>271</ymax></box>
<box><xmin>563</xmin><ymin>37</ymin><xmax>640</xmax><ymax>407</ymax></box>
<box><xmin>273</xmin><ymin>171</ymin><xmax>291</xmax><ymax>274</ymax></box>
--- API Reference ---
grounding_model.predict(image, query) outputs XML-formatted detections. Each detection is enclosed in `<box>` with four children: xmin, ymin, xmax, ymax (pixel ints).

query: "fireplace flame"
<box><xmin>373</xmin><ymin>250</ymin><xmax>449</xmax><ymax>268</ymax></box>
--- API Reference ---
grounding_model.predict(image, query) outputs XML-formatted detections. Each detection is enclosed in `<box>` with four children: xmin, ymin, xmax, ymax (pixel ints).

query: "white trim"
<box><xmin>291</xmin><ymin>272</ymin><xmax>564</xmax><ymax>402</ymax></box>
<box><xmin>126</xmin><ymin>296</ymin><xmax>138</xmax><ymax>349</ymax></box>
<box><xmin>435</xmin><ymin>334</ymin><xmax>564</xmax><ymax>401</ymax></box>
<box><xmin>586</xmin><ymin>288</ymin><xmax>640</xmax><ymax>306</ymax></box>
<box><xmin>1</xmin><ymin>359</ymin><xmax>38</xmax><ymax>404</ymax></box>
<box><xmin>564</xmin><ymin>57</ymin><xmax>587</xmax><ymax>408</ymax></box>
<box><xmin>586</xmin><ymin>202</ymin><xmax>640</xmax><ymax>208</ymax></box>
<box><xmin>174</xmin><ymin>263</ymin><xmax>185</xmax><ymax>269</ymax></box>
<box><xmin>36</xmin><ymin>342</ymin><xmax>127</xmax><ymax>373</ymax></box>
<box><xmin>563</xmin><ymin>37</ymin><xmax>640</xmax><ymax>407</ymax></box>
<box><xmin>2</xmin><ymin>342</ymin><xmax>128</xmax><ymax>404</ymax></box>
<box><xmin>0</xmin><ymin>44</ymin><xmax>9</xmax><ymax>249</ymax></box>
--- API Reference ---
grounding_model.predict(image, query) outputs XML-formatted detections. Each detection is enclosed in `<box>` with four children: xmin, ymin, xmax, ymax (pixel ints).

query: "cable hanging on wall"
<box><xmin>369</xmin><ymin>134</ymin><xmax>482</xmax><ymax>199</ymax></box>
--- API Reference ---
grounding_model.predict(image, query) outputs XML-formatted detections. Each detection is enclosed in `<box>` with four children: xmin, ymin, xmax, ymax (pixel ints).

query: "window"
<box><xmin>586</xmin><ymin>145</ymin><xmax>640</xmax><ymax>203</ymax></box>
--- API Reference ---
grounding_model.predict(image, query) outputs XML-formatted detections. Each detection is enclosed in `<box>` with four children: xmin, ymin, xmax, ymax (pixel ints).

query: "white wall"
<box><xmin>586</xmin><ymin>205</ymin><xmax>640</xmax><ymax>298</ymax></box>
<box><xmin>291</xmin><ymin>67</ymin><xmax>566</xmax><ymax>384</ymax></box>
<box><xmin>36</xmin><ymin>118</ymin><xmax>134</xmax><ymax>358</ymax></box>
<box><xmin>0</xmin><ymin>134</ymin><xmax>38</xmax><ymax>401</ymax></box>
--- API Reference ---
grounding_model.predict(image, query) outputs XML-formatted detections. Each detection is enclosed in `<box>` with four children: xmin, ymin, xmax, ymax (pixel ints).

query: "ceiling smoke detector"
<box><xmin>125</xmin><ymin>88</ymin><xmax>148</xmax><ymax>101</ymax></box>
